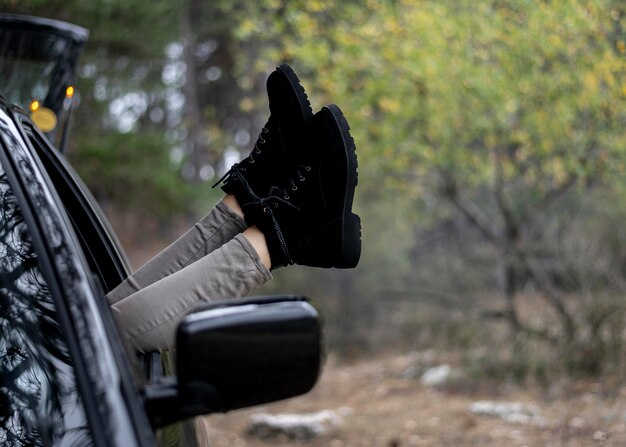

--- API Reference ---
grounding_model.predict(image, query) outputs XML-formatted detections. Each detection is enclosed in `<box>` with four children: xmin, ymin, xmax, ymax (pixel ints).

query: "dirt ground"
<box><xmin>198</xmin><ymin>352</ymin><xmax>626</xmax><ymax>447</ymax></box>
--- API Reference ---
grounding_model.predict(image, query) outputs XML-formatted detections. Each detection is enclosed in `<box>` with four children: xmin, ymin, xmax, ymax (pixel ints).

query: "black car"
<box><xmin>0</xmin><ymin>14</ymin><xmax>322</xmax><ymax>447</ymax></box>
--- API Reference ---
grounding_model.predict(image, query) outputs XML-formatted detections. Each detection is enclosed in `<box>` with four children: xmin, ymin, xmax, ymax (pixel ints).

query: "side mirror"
<box><xmin>144</xmin><ymin>296</ymin><xmax>322</xmax><ymax>428</ymax></box>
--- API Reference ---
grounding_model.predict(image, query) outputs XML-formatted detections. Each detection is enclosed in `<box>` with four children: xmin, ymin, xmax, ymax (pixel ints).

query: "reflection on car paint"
<box><xmin>0</xmin><ymin>167</ymin><xmax>92</xmax><ymax>446</ymax></box>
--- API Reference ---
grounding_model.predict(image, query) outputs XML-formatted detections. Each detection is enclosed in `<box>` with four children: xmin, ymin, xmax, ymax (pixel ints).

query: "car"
<box><xmin>0</xmin><ymin>14</ymin><xmax>322</xmax><ymax>447</ymax></box>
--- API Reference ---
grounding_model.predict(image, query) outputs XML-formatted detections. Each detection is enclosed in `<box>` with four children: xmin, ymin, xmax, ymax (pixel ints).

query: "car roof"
<box><xmin>0</xmin><ymin>13</ymin><xmax>89</xmax><ymax>45</ymax></box>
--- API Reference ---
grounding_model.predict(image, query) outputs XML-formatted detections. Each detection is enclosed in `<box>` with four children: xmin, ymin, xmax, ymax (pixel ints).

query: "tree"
<box><xmin>2</xmin><ymin>0</ymin><xmax>206</xmax><ymax>219</ymax></box>
<box><xmin>230</xmin><ymin>0</ymin><xmax>626</xmax><ymax>367</ymax></box>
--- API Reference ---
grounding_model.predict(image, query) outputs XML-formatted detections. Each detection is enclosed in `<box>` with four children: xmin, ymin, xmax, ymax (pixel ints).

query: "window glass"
<box><xmin>0</xmin><ymin>163</ymin><xmax>93</xmax><ymax>446</ymax></box>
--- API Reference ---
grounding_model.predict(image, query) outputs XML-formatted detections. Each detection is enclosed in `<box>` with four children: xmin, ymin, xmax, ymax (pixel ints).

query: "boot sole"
<box><xmin>276</xmin><ymin>63</ymin><xmax>314</xmax><ymax>122</ymax></box>
<box><xmin>324</xmin><ymin>104</ymin><xmax>361</xmax><ymax>268</ymax></box>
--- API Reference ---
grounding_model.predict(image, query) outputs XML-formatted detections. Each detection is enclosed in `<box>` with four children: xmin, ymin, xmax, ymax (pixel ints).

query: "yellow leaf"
<box><xmin>378</xmin><ymin>98</ymin><xmax>400</xmax><ymax>113</ymax></box>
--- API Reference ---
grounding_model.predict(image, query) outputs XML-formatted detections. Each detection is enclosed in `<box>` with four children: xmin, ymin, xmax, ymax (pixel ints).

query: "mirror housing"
<box><xmin>144</xmin><ymin>296</ymin><xmax>322</xmax><ymax>427</ymax></box>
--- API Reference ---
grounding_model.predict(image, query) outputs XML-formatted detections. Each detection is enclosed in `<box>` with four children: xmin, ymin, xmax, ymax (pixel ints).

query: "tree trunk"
<box><xmin>502</xmin><ymin>257</ymin><xmax>521</xmax><ymax>332</ymax></box>
<box><xmin>180</xmin><ymin>0</ymin><xmax>208</xmax><ymax>182</ymax></box>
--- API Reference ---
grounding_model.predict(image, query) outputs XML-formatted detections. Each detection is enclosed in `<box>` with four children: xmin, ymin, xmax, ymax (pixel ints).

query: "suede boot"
<box><xmin>214</xmin><ymin>63</ymin><xmax>312</xmax><ymax>205</ymax></box>
<box><xmin>244</xmin><ymin>104</ymin><xmax>361</xmax><ymax>269</ymax></box>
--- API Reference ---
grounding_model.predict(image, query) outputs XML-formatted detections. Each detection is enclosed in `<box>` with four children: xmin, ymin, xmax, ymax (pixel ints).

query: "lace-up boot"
<box><xmin>214</xmin><ymin>63</ymin><xmax>313</xmax><ymax>206</ymax></box>
<box><xmin>243</xmin><ymin>104</ymin><xmax>361</xmax><ymax>269</ymax></box>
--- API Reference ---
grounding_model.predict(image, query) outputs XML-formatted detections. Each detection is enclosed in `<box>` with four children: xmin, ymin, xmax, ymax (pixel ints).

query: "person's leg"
<box><xmin>107</xmin><ymin>66</ymin><xmax>362</xmax><ymax>354</ymax></box>
<box><xmin>107</xmin><ymin>196</ymin><xmax>247</xmax><ymax>305</ymax></box>
<box><xmin>108</xmin><ymin>63</ymin><xmax>312</xmax><ymax>305</ymax></box>
<box><xmin>110</xmin><ymin>228</ymin><xmax>271</xmax><ymax>353</ymax></box>
<box><xmin>109</xmin><ymin>104</ymin><xmax>360</xmax><ymax>352</ymax></box>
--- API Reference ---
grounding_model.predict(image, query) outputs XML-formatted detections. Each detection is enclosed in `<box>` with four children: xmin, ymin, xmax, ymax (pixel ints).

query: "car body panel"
<box><xmin>0</xmin><ymin>102</ymin><xmax>155</xmax><ymax>446</ymax></box>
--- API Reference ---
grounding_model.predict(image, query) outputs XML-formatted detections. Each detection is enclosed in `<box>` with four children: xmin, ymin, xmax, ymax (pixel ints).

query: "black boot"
<box><xmin>243</xmin><ymin>104</ymin><xmax>361</xmax><ymax>269</ymax></box>
<box><xmin>214</xmin><ymin>63</ymin><xmax>313</xmax><ymax>205</ymax></box>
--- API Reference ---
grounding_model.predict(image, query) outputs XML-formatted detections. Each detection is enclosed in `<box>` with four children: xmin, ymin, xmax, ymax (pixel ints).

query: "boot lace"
<box><xmin>241</xmin><ymin>164</ymin><xmax>311</xmax><ymax>266</ymax></box>
<box><xmin>212</xmin><ymin>126</ymin><xmax>270</xmax><ymax>188</ymax></box>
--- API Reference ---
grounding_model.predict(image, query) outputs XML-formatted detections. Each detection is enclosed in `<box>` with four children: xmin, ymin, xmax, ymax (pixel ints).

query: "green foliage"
<box><xmin>2</xmin><ymin>0</ymin><xmax>180</xmax><ymax>58</ymax></box>
<box><xmin>232</xmin><ymin>0</ymin><xmax>626</xmax><ymax>195</ymax></box>
<box><xmin>67</xmin><ymin>131</ymin><xmax>204</xmax><ymax>218</ymax></box>
<box><xmin>228</xmin><ymin>0</ymin><xmax>626</xmax><ymax>367</ymax></box>
<box><xmin>2</xmin><ymin>0</ymin><xmax>195</xmax><ymax>221</ymax></box>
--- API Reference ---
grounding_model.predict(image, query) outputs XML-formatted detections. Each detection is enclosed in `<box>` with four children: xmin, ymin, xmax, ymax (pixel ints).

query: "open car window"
<box><xmin>18</xmin><ymin>119</ymin><xmax>131</xmax><ymax>294</ymax></box>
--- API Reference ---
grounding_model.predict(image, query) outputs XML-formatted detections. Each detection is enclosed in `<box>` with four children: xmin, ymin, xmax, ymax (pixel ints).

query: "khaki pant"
<box><xmin>107</xmin><ymin>201</ymin><xmax>272</xmax><ymax>353</ymax></box>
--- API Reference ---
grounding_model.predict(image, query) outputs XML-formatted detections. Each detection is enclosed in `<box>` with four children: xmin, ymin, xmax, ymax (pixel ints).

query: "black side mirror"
<box><xmin>144</xmin><ymin>296</ymin><xmax>322</xmax><ymax>428</ymax></box>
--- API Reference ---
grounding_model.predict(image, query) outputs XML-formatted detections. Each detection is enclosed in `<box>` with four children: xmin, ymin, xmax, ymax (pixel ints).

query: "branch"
<box><xmin>522</xmin><ymin>173</ymin><xmax>578</xmax><ymax>228</ymax></box>
<box><xmin>520</xmin><ymin>254</ymin><xmax>578</xmax><ymax>341</ymax></box>
<box><xmin>493</xmin><ymin>147</ymin><xmax>520</xmax><ymax>242</ymax></box>
<box><xmin>480</xmin><ymin>310</ymin><xmax>559</xmax><ymax>344</ymax></box>
<box><xmin>437</xmin><ymin>170</ymin><xmax>498</xmax><ymax>244</ymax></box>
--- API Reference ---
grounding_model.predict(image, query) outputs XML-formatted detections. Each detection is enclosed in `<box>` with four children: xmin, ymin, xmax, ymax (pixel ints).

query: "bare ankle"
<box><xmin>242</xmin><ymin>226</ymin><xmax>272</xmax><ymax>270</ymax></box>
<box><xmin>223</xmin><ymin>194</ymin><xmax>244</xmax><ymax>219</ymax></box>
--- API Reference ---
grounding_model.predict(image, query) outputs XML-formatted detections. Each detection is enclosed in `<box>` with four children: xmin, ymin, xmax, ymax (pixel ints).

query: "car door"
<box><xmin>8</xmin><ymin>105</ymin><xmax>205</xmax><ymax>446</ymax></box>
<box><xmin>0</xmin><ymin>103</ymin><xmax>155</xmax><ymax>446</ymax></box>
<box><xmin>0</xmin><ymin>145</ymin><xmax>96</xmax><ymax>446</ymax></box>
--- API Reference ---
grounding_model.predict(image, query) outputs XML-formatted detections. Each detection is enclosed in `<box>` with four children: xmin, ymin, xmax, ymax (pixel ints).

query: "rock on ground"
<box><xmin>469</xmin><ymin>400</ymin><xmax>548</xmax><ymax>426</ymax></box>
<box><xmin>246</xmin><ymin>409</ymin><xmax>349</xmax><ymax>441</ymax></box>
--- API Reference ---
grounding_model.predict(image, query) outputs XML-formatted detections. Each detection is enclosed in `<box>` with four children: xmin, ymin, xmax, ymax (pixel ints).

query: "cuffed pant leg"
<box><xmin>107</xmin><ymin>201</ymin><xmax>247</xmax><ymax>305</ymax></box>
<box><xmin>110</xmin><ymin>234</ymin><xmax>272</xmax><ymax>353</ymax></box>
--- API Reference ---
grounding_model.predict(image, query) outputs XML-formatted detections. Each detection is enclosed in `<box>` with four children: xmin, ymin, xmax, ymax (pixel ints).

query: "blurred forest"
<box><xmin>4</xmin><ymin>0</ymin><xmax>626</xmax><ymax>381</ymax></box>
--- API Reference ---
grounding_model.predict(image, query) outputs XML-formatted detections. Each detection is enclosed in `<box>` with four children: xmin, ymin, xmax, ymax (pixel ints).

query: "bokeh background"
<box><xmin>4</xmin><ymin>0</ymin><xmax>626</xmax><ymax>444</ymax></box>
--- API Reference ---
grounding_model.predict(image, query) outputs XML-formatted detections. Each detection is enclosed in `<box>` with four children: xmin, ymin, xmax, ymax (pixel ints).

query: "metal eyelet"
<box><xmin>291</xmin><ymin>185</ymin><xmax>298</xmax><ymax>191</ymax></box>
<box><xmin>272</xmin><ymin>202</ymin><xmax>278</xmax><ymax>208</ymax></box>
<box><xmin>249</xmin><ymin>158</ymin><xmax>255</xmax><ymax>164</ymax></box>
<box><xmin>262</xmin><ymin>127</ymin><xmax>269</xmax><ymax>134</ymax></box>
<box><xmin>283</xmin><ymin>194</ymin><xmax>290</xmax><ymax>200</ymax></box>
<box><xmin>259</xmin><ymin>137</ymin><xmax>266</xmax><ymax>144</ymax></box>
<box><xmin>298</xmin><ymin>175</ymin><xmax>305</xmax><ymax>182</ymax></box>
<box><xmin>305</xmin><ymin>166</ymin><xmax>311</xmax><ymax>172</ymax></box>
<box><xmin>240</xmin><ymin>167</ymin><xmax>246</xmax><ymax>172</ymax></box>
<box><xmin>263</xmin><ymin>207</ymin><xmax>268</xmax><ymax>213</ymax></box>
<box><xmin>254</xmin><ymin>148</ymin><xmax>261</xmax><ymax>154</ymax></box>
